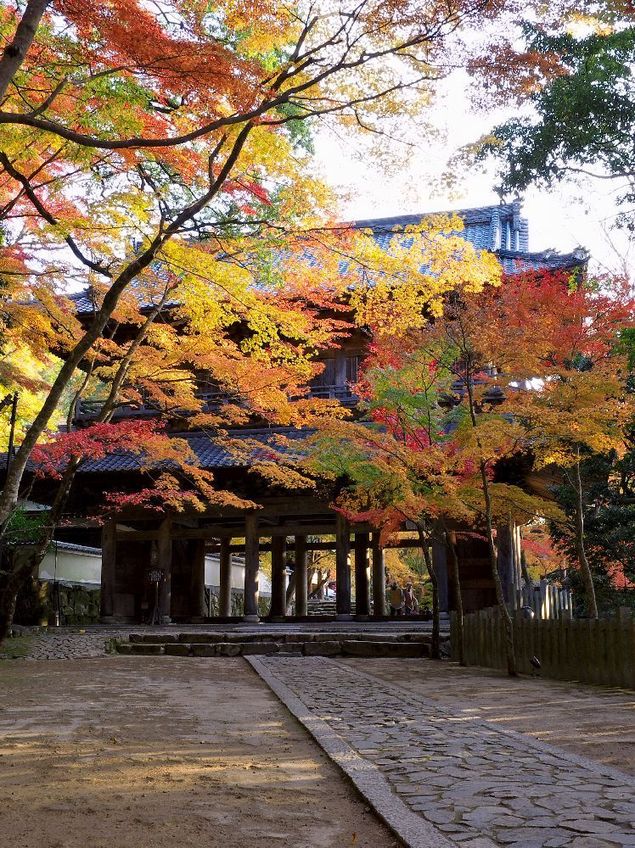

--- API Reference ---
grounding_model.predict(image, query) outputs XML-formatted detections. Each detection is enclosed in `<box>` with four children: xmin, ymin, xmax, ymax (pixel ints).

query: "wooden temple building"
<box><xmin>35</xmin><ymin>202</ymin><xmax>587</xmax><ymax>624</ymax></box>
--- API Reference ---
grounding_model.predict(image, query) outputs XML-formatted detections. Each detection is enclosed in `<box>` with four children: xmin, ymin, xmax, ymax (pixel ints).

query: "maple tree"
<box><xmin>0</xmin><ymin>0</ymin><xmax>510</xmax><ymax>530</ymax></box>
<box><xmin>0</xmin><ymin>0</ymin><xmax>514</xmax><ymax>638</ymax></box>
<box><xmin>492</xmin><ymin>272</ymin><xmax>635</xmax><ymax>618</ymax></box>
<box><xmin>307</xmin><ymin>265</ymin><xmax>635</xmax><ymax>671</ymax></box>
<box><xmin>435</xmin><ymin>269</ymin><xmax>635</xmax><ymax>622</ymax></box>
<box><xmin>306</xmin><ymin>349</ymin><xmax>471</xmax><ymax>662</ymax></box>
<box><xmin>307</xmin><ymin>325</ymin><xmax>557</xmax><ymax>673</ymax></box>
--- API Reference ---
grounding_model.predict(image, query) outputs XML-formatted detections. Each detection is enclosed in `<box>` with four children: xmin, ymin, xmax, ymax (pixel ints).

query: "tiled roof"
<box><xmin>354</xmin><ymin>201</ymin><xmax>530</xmax><ymax>253</ymax></box>
<box><xmin>497</xmin><ymin>248</ymin><xmax>589</xmax><ymax>275</ymax></box>
<box><xmin>68</xmin><ymin>202</ymin><xmax>586</xmax><ymax>314</ymax></box>
<box><xmin>50</xmin><ymin>540</ymin><xmax>102</xmax><ymax>556</ymax></box>
<box><xmin>67</xmin><ymin>290</ymin><xmax>97</xmax><ymax>314</ymax></box>
<box><xmin>74</xmin><ymin>427</ymin><xmax>312</xmax><ymax>474</ymax></box>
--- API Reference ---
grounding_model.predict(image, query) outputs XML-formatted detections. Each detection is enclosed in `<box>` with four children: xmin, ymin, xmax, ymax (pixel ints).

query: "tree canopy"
<box><xmin>483</xmin><ymin>25</ymin><xmax>635</xmax><ymax>229</ymax></box>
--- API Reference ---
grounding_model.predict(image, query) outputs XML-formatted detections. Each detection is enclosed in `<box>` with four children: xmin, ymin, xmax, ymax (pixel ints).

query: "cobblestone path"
<box><xmin>0</xmin><ymin>629</ymin><xmax>122</xmax><ymax>660</ymax></box>
<box><xmin>254</xmin><ymin>657</ymin><xmax>635</xmax><ymax>848</ymax></box>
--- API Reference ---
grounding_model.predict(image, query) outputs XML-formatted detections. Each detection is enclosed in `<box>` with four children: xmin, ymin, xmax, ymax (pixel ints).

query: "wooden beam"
<box><xmin>243</xmin><ymin>515</ymin><xmax>259</xmax><ymax>621</ymax></box>
<box><xmin>99</xmin><ymin>519</ymin><xmax>116</xmax><ymax>620</ymax></box>
<box><xmin>371</xmin><ymin>534</ymin><xmax>386</xmax><ymax>618</ymax></box>
<box><xmin>218</xmin><ymin>537</ymin><xmax>232</xmax><ymax>617</ymax></box>
<box><xmin>354</xmin><ymin>532</ymin><xmax>370</xmax><ymax>618</ymax></box>
<box><xmin>157</xmin><ymin>517</ymin><xmax>172</xmax><ymax>622</ymax></box>
<box><xmin>294</xmin><ymin>535</ymin><xmax>308</xmax><ymax>618</ymax></box>
<box><xmin>335</xmin><ymin>514</ymin><xmax>351</xmax><ymax>619</ymax></box>
<box><xmin>270</xmin><ymin>535</ymin><xmax>286</xmax><ymax>620</ymax></box>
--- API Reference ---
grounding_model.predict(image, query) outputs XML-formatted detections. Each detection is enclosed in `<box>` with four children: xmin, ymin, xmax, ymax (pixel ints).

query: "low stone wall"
<box><xmin>16</xmin><ymin>583</ymin><xmax>271</xmax><ymax>626</ymax></box>
<box><xmin>118</xmin><ymin>633</ymin><xmax>435</xmax><ymax>658</ymax></box>
<box><xmin>14</xmin><ymin>579</ymin><xmax>101</xmax><ymax>626</ymax></box>
<box><xmin>204</xmin><ymin>588</ymin><xmax>270</xmax><ymax>618</ymax></box>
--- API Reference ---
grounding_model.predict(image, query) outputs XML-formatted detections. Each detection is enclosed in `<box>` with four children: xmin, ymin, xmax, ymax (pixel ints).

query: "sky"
<box><xmin>312</xmin><ymin>74</ymin><xmax>634</xmax><ymax>277</ymax></box>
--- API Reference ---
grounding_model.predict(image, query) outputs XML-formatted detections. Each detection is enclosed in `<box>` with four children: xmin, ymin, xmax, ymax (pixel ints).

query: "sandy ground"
<box><xmin>0</xmin><ymin>657</ymin><xmax>398</xmax><ymax>848</ymax></box>
<box><xmin>346</xmin><ymin>659</ymin><xmax>635</xmax><ymax>775</ymax></box>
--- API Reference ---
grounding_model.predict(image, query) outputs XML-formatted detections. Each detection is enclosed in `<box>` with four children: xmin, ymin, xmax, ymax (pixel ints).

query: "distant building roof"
<box><xmin>354</xmin><ymin>201</ymin><xmax>530</xmax><ymax>252</ymax></box>
<box><xmin>67</xmin><ymin>202</ymin><xmax>587</xmax><ymax>314</ymax></box>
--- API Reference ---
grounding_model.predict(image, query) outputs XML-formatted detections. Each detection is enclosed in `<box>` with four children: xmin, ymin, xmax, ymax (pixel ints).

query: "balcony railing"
<box><xmin>306</xmin><ymin>384</ymin><xmax>358</xmax><ymax>405</ymax></box>
<box><xmin>74</xmin><ymin>384</ymin><xmax>358</xmax><ymax>423</ymax></box>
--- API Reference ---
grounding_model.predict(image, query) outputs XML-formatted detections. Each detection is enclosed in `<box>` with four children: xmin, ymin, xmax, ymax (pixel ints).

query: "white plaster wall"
<box><xmin>204</xmin><ymin>554</ymin><xmax>272</xmax><ymax>596</ymax></box>
<box><xmin>39</xmin><ymin>548</ymin><xmax>101</xmax><ymax>586</ymax></box>
<box><xmin>38</xmin><ymin>544</ymin><xmax>272</xmax><ymax>597</ymax></box>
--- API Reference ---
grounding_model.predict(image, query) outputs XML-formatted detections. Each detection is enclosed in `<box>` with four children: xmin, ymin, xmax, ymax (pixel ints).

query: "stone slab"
<box><xmin>342</xmin><ymin>640</ymin><xmax>427</xmax><ymax>658</ymax></box>
<box><xmin>215</xmin><ymin>643</ymin><xmax>242</xmax><ymax>656</ymax></box>
<box><xmin>304</xmin><ymin>641</ymin><xmax>342</xmax><ymax>656</ymax></box>
<box><xmin>190</xmin><ymin>644</ymin><xmax>217</xmax><ymax>657</ymax></box>
<box><xmin>164</xmin><ymin>644</ymin><xmax>191</xmax><ymax>656</ymax></box>
<box><xmin>241</xmin><ymin>642</ymin><xmax>281</xmax><ymax>655</ymax></box>
<box><xmin>130</xmin><ymin>643</ymin><xmax>163</xmax><ymax>655</ymax></box>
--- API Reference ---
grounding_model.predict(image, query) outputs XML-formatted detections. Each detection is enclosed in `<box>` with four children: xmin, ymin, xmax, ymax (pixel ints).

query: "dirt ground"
<box><xmin>0</xmin><ymin>657</ymin><xmax>398</xmax><ymax>848</ymax></box>
<box><xmin>347</xmin><ymin>659</ymin><xmax>635</xmax><ymax>775</ymax></box>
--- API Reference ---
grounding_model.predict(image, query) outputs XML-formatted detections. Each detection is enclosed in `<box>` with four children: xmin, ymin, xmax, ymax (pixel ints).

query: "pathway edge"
<box><xmin>246</xmin><ymin>655</ymin><xmax>463</xmax><ymax>848</ymax></box>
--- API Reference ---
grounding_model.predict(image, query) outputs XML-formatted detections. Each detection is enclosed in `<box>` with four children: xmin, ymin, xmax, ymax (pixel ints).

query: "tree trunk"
<box><xmin>0</xmin><ymin>549</ymin><xmax>39</xmax><ymax>643</ymax></box>
<box><xmin>574</xmin><ymin>453</ymin><xmax>599</xmax><ymax>619</ymax></box>
<box><xmin>417</xmin><ymin>524</ymin><xmax>440</xmax><ymax>660</ymax></box>
<box><xmin>0</xmin><ymin>295</ymin><xmax>171</xmax><ymax>643</ymax></box>
<box><xmin>445</xmin><ymin>529</ymin><xmax>466</xmax><ymax>666</ymax></box>
<box><xmin>480</xmin><ymin>461</ymin><xmax>517</xmax><ymax>676</ymax></box>
<box><xmin>0</xmin><ymin>0</ymin><xmax>49</xmax><ymax>101</ymax></box>
<box><xmin>0</xmin><ymin>121</ymin><xmax>254</xmax><ymax>529</ymax></box>
<box><xmin>463</xmin><ymin>358</ymin><xmax>516</xmax><ymax>676</ymax></box>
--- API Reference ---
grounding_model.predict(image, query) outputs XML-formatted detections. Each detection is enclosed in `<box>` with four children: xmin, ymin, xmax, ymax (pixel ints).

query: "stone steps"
<box><xmin>116</xmin><ymin>638</ymin><xmax>432</xmax><ymax>658</ymax></box>
<box><xmin>113</xmin><ymin>628</ymin><xmax>452</xmax><ymax>658</ymax></box>
<box><xmin>306</xmin><ymin>600</ymin><xmax>349</xmax><ymax>616</ymax></box>
<box><xmin>129</xmin><ymin>631</ymin><xmax>430</xmax><ymax>644</ymax></box>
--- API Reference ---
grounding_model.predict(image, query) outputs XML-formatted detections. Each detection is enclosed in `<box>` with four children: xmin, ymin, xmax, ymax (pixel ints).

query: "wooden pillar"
<box><xmin>431</xmin><ymin>539</ymin><xmax>449</xmax><ymax>613</ymax></box>
<box><xmin>99</xmin><ymin>519</ymin><xmax>117</xmax><ymax>621</ymax></box>
<box><xmin>371</xmin><ymin>534</ymin><xmax>386</xmax><ymax>618</ymax></box>
<box><xmin>243</xmin><ymin>514</ymin><xmax>260</xmax><ymax>622</ymax></box>
<box><xmin>496</xmin><ymin>523</ymin><xmax>516</xmax><ymax>607</ymax></box>
<box><xmin>335</xmin><ymin>514</ymin><xmax>352</xmax><ymax>620</ymax></box>
<box><xmin>512</xmin><ymin>523</ymin><xmax>523</xmax><ymax>597</ymax></box>
<box><xmin>219</xmin><ymin>537</ymin><xmax>232</xmax><ymax>618</ymax></box>
<box><xmin>270</xmin><ymin>535</ymin><xmax>286</xmax><ymax>620</ymax></box>
<box><xmin>158</xmin><ymin>517</ymin><xmax>172</xmax><ymax>622</ymax></box>
<box><xmin>294</xmin><ymin>535</ymin><xmax>308</xmax><ymax>618</ymax></box>
<box><xmin>191</xmin><ymin>538</ymin><xmax>207</xmax><ymax>619</ymax></box>
<box><xmin>354</xmin><ymin>532</ymin><xmax>370</xmax><ymax>619</ymax></box>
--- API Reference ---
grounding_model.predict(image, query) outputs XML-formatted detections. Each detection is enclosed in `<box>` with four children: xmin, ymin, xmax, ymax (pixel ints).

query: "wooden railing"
<box><xmin>74</xmin><ymin>384</ymin><xmax>358</xmax><ymax>422</ymax></box>
<box><xmin>451</xmin><ymin>607</ymin><xmax>635</xmax><ymax>688</ymax></box>
<box><xmin>305</xmin><ymin>384</ymin><xmax>357</xmax><ymax>404</ymax></box>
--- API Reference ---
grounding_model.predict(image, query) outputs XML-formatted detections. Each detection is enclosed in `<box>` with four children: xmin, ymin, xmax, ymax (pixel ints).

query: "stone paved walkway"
<box><xmin>0</xmin><ymin>628</ymin><xmax>121</xmax><ymax>660</ymax></box>
<box><xmin>251</xmin><ymin>657</ymin><xmax>635</xmax><ymax>848</ymax></box>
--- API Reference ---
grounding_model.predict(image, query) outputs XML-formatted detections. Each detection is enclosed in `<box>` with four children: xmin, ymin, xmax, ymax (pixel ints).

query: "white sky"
<box><xmin>312</xmin><ymin>74</ymin><xmax>635</xmax><ymax>277</ymax></box>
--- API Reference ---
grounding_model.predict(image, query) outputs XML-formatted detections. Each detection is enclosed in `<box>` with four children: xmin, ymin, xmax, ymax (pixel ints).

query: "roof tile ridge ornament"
<box><xmin>489</xmin><ymin>206</ymin><xmax>502</xmax><ymax>251</ymax></box>
<box><xmin>572</xmin><ymin>246</ymin><xmax>591</xmax><ymax>262</ymax></box>
<box><xmin>512</xmin><ymin>196</ymin><xmax>526</xmax><ymax>251</ymax></box>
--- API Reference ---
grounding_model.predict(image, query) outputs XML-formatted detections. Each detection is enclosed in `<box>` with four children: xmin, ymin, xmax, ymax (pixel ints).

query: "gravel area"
<box><xmin>0</xmin><ymin>656</ymin><xmax>399</xmax><ymax>848</ymax></box>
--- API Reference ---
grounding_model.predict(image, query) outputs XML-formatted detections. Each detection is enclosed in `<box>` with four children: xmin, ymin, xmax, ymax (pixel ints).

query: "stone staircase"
<box><xmin>114</xmin><ymin>628</ymin><xmax>446</xmax><ymax>658</ymax></box>
<box><xmin>306</xmin><ymin>599</ymin><xmax>342</xmax><ymax>616</ymax></box>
